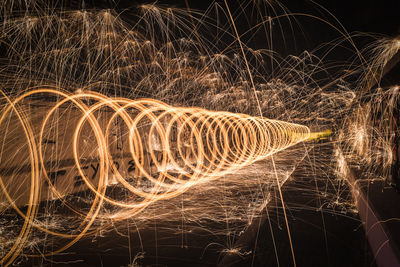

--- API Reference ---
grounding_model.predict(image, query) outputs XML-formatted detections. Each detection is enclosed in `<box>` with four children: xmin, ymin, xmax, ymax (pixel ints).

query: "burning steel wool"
<box><xmin>0</xmin><ymin>0</ymin><xmax>399</xmax><ymax>266</ymax></box>
<box><xmin>0</xmin><ymin>88</ymin><xmax>320</xmax><ymax>264</ymax></box>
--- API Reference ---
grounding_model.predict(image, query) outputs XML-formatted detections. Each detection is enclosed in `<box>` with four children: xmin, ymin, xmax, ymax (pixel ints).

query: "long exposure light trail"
<box><xmin>0</xmin><ymin>1</ymin><xmax>398</xmax><ymax>266</ymax></box>
<box><xmin>0</xmin><ymin>87</ymin><xmax>314</xmax><ymax>265</ymax></box>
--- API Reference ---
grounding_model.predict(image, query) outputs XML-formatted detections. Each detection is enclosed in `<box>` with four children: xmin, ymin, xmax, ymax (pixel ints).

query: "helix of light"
<box><xmin>0</xmin><ymin>88</ymin><xmax>310</xmax><ymax>265</ymax></box>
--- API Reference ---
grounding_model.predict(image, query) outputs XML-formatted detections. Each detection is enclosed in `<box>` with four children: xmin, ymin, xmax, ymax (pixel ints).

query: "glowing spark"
<box><xmin>0</xmin><ymin>88</ymin><xmax>314</xmax><ymax>263</ymax></box>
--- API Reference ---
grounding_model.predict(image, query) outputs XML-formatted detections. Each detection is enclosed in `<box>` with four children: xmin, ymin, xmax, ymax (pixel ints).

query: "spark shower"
<box><xmin>0</xmin><ymin>0</ymin><xmax>398</xmax><ymax>266</ymax></box>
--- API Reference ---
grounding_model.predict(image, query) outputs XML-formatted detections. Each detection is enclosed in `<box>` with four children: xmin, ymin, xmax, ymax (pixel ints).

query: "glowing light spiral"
<box><xmin>0</xmin><ymin>88</ymin><xmax>310</xmax><ymax>264</ymax></box>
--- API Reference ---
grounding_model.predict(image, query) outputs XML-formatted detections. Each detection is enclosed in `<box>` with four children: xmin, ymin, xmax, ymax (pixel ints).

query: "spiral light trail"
<box><xmin>0</xmin><ymin>88</ymin><xmax>312</xmax><ymax>265</ymax></box>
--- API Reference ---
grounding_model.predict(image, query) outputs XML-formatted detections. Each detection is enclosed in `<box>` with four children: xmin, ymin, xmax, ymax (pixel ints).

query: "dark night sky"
<box><xmin>66</xmin><ymin>0</ymin><xmax>400</xmax><ymax>89</ymax></box>
<box><xmin>82</xmin><ymin>0</ymin><xmax>400</xmax><ymax>36</ymax></box>
<box><xmin>78</xmin><ymin>0</ymin><xmax>400</xmax><ymax>62</ymax></box>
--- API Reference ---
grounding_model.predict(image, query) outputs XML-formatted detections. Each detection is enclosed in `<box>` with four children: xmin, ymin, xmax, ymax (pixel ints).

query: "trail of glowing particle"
<box><xmin>0</xmin><ymin>88</ymin><xmax>316</xmax><ymax>264</ymax></box>
<box><xmin>223</xmin><ymin>4</ymin><xmax>297</xmax><ymax>264</ymax></box>
<box><xmin>0</xmin><ymin>90</ymin><xmax>40</xmax><ymax>266</ymax></box>
<box><xmin>223</xmin><ymin>0</ymin><xmax>264</xmax><ymax>118</ymax></box>
<box><xmin>271</xmin><ymin>154</ymin><xmax>297</xmax><ymax>267</ymax></box>
<box><xmin>0</xmin><ymin>89</ymin><xmax>107</xmax><ymax>264</ymax></box>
